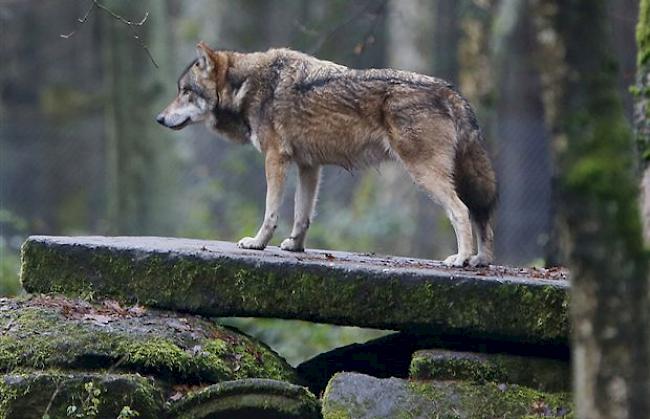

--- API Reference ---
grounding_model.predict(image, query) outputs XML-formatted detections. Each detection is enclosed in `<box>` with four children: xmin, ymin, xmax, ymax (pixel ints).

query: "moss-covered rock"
<box><xmin>21</xmin><ymin>236</ymin><xmax>569</xmax><ymax>346</ymax></box>
<box><xmin>298</xmin><ymin>332</ymin><xmax>570</xmax><ymax>396</ymax></box>
<box><xmin>322</xmin><ymin>372</ymin><xmax>573</xmax><ymax>419</ymax></box>
<box><xmin>169</xmin><ymin>379</ymin><xmax>321</xmax><ymax>419</ymax></box>
<box><xmin>409</xmin><ymin>349</ymin><xmax>570</xmax><ymax>392</ymax></box>
<box><xmin>0</xmin><ymin>296</ymin><xmax>296</xmax><ymax>385</ymax></box>
<box><xmin>0</xmin><ymin>372</ymin><xmax>163</xmax><ymax>419</ymax></box>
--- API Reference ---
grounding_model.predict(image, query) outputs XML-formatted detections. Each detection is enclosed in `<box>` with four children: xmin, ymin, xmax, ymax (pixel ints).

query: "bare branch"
<box><xmin>306</xmin><ymin>0</ymin><xmax>388</xmax><ymax>56</ymax></box>
<box><xmin>41</xmin><ymin>381</ymin><xmax>63</xmax><ymax>418</ymax></box>
<box><xmin>60</xmin><ymin>0</ymin><xmax>158</xmax><ymax>68</ymax></box>
<box><xmin>59</xmin><ymin>1</ymin><xmax>95</xmax><ymax>39</ymax></box>
<box><xmin>353</xmin><ymin>0</ymin><xmax>387</xmax><ymax>56</ymax></box>
<box><xmin>92</xmin><ymin>0</ymin><xmax>148</xmax><ymax>27</ymax></box>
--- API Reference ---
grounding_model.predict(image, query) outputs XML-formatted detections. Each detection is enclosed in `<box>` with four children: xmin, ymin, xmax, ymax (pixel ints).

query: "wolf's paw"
<box><xmin>237</xmin><ymin>237</ymin><xmax>266</xmax><ymax>250</ymax></box>
<box><xmin>280</xmin><ymin>238</ymin><xmax>304</xmax><ymax>252</ymax></box>
<box><xmin>443</xmin><ymin>253</ymin><xmax>471</xmax><ymax>267</ymax></box>
<box><xmin>469</xmin><ymin>254</ymin><xmax>492</xmax><ymax>267</ymax></box>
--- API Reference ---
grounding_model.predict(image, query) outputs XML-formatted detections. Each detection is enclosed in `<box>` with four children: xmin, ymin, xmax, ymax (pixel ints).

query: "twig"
<box><xmin>353</xmin><ymin>0</ymin><xmax>388</xmax><ymax>55</ymax></box>
<box><xmin>308</xmin><ymin>0</ymin><xmax>387</xmax><ymax>55</ymax></box>
<box><xmin>42</xmin><ymin>380</ymin><xmax>63</xmax><ymax>419</ymax></box>
<box><xmin>106</xmin><ymin>354</ymin><xmax>129</xmax><ymax>374</ymax></box>
<box><xmin>92</xmin><ymin>0</ymin><xmax>149</xmax><ymax>27</ymax></box>
<box><xmin>60</xmin><ymin>1</ymin><xmax>95</xmax><ymax>39</ymax></box>
<box><xmin>60</xmin><ymin>0</ymin><xmax>158</xmax><ymax>68</ymax></box>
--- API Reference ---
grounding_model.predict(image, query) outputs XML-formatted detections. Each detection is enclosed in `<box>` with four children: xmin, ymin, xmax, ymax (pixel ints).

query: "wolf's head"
<box><xmin>156</xmin><ymin>42</ymin><xmax>230</xmax><ymax>130</ymax></box>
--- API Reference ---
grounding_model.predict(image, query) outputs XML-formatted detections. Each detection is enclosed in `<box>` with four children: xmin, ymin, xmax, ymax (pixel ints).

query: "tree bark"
<box><xmin>537</xmin><ymin>0</ymin><xmax>650</xmax><ymax>417</ymax></box>
<box><xmin>637</xmin><ymin>0</ymin><xmax>650</xmax><ymax>244</ymax></box>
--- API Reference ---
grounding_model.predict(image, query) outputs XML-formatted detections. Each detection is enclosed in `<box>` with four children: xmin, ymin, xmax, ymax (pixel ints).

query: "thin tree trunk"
<box><xmin>491</xmin><ymin>0</ymin><xmax>552</xmax><ymax>265</ymax></box>
<box><xmin>637</xmin><ymin>0</ymin><xmax>650</xmax><ymax>244</ymax></box>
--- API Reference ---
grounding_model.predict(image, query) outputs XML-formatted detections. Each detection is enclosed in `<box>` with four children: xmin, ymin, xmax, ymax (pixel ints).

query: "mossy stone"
<box><xmin>409</xmin><ymin>349</ymin><xmax>571</xmax><ymax>392</ymax></box>
<box><xmin>21</xmin><ymin>236</ymin><xmax>569</xmax><ymax>346</ymax></box>
<box><xmin>322</xmin><ymin>372</ymin><xmax>574</xmax><ymax>419</ymax></box>
<box><xmin>0</xmin><ymin>296</ymin><xmax>296</xmax><ymax>385</ymax></box>
<box><xmin>169</xmin><ymin>378</ymin><xmax>321</xmax><ymax>419</ymax></box>
<box><xmin>298</xmin><ymin>332</ymin><xmax>569</xmax><ymax>396</ymax></box>
<box><xmin>0</xmin><ymin>372</ymin><xmax>163</xmax><ymax>419</ymax></box>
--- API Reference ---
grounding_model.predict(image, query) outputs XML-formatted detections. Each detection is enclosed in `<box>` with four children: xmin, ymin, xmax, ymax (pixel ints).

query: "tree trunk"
<box><xmin>637</xmin><ymin>0</ymin><xmax>650</xmax><ymax>244</ymax></box>
<box><xmin>491</xmin><ymin>0</ymin><xmax>552</xmax><ymax>265</ymax></box>
<box><xmin>432</xmin><ymin>0</ymin><xmax>460</xmax><ymax>85</ymax></box>
<box><xmin>384</xmin><ymin>0</ymin><xmax>443</xmax><ymax>257</ymax></box>
<box><xmin>103</xmin><ymin>0</ymin><xmax>178</xmax><ymax>235</ymax></box>
<box><xmin>538</xmin><ymin>0</ymin><xmax>649</xmax><ymax>417</ymax></box>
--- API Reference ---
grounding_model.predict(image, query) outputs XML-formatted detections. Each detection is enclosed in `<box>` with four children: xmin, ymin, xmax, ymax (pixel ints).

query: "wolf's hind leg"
<box><xmin>238</xmin><ymin>149</ymin><xmax>289</xmax><ymax>250</ymax></box>
<box><xmin>469</xmin><ymin>219</ymin><xmax>494</xmax><ymax>266</ymax></box>
<box><xmin>281</xmin><ymin>165</ymin><xmax>321</xmax><ymax>252</ymax></box>
<box><xmin>404</xmin><ymin>162</ymin><xmax>474</xmax><ymax>267</ymax></box>
<box><xmin>440</xmin><ymin>196</ymin><xmax>475</xmax><ymax>267</ymax></box>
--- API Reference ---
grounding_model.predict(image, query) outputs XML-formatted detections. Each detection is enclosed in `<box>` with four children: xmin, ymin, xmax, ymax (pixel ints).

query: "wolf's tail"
<box><xmin>452</xmin><ymin>103</ymin><xmax>497</xmax><ymax>226</ymax></box>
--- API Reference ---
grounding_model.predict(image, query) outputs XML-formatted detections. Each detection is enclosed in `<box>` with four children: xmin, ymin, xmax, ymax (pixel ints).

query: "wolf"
<box><xmin>157</xmin><ymin>42</ymin><xmax>497</xmax><ymax>267</ymax></box>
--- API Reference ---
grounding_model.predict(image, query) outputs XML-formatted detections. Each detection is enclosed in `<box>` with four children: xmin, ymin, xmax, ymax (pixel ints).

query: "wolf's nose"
<box><xmin>155</xmin><ymin>114</ymin><xmax>165</xmax><ymax>126</ymax></box>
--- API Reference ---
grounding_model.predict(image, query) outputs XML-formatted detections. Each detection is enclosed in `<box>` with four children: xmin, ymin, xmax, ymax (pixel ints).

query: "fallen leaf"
<box><xmin>169</xmin><ymin>392</ymin><xmax>184</xmax><ymax>402</ymax></box>
<box><xmin>128</xmin><ymin>305</ymin><xmax>146</xmax><ymax>316</ymax></box>
<box><xmin>531</xmin><ymin>399</ymin><xmax>547</xmax><ymax>415</ymax></box>
<box><xmin>83</xmin><ymin>314</ymin><xmax>112</xmax><ymax>326</ymax></box>
<box><xmin>103</xmin><ymin>299</ymin><xmax>128</xmax><ymax>315</ymax></box>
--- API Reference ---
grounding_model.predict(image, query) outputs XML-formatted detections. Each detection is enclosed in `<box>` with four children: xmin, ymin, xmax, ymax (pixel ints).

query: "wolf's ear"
<box><xmin>196</xmin><ymin>41</ymin><xmax>215</xmax><ymax>72</ymax></box>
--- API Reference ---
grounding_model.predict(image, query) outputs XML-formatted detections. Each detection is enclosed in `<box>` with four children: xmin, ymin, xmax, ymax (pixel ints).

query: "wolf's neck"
<box><xmin>209</xmin><ymin>106</ymin><xmax>251</xmax><ymax>145</ymax></box>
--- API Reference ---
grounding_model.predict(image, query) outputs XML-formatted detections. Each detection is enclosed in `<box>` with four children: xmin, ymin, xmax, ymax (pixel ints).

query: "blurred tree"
<box><xmin>457</xmin><ymin>0</ymin><xmax>497</xmax><ymax>122</ymax></box>
<box><xmin>433</xmin><ymin>0</ymin><xmax>460</xmax><ymax>85</ymax></box>
<box><xmin>537</xmin><ymin>0</ymin><xmax>649</xmax><ymax>416</ymax></box>
<box><xmin>383</xmin><ymin>0</ymin><xmax>447</xmax><ymax>258</ymax></box>
<box><xmin>491</xmin><ymin>0</ymin><xmax>552</xmax><ymax>265</ymax></box>
<box><xmin>103</xmin><ymin>0</ymin><xmax>179</xmax><ymax>235</ymax></box>
<box><xmin>637</xmin><ymin>0</ymin><xmax>650</xmax><ymax>243</ymax></box>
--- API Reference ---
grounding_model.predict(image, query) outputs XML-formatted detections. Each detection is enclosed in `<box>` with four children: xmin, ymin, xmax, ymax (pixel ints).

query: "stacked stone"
<box><xmin>14</xmin><ymin>236</ymin><xmax>572</xmax><ymax>418</ymax></box>
<box><xmin>0</xmin><ymin>296</ymin><xmax>317</xmax><ymax>418</ymax></box>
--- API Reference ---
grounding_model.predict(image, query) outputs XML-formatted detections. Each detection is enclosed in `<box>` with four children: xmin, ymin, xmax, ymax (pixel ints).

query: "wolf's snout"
<box><xmin>156</xmin><ymin>113</ymin><xmax>166</xmax><ymax>126</ymax></box>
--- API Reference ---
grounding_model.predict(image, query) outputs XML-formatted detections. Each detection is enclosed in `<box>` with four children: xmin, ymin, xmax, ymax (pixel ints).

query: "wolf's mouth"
<box><xmin>169</xmin><ymin>118</ymin><xmax>190</xmax><ymax>130</ymax></box>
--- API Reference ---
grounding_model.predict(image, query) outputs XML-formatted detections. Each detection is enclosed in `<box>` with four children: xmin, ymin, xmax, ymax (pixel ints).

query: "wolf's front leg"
<box><xmin>238</xmin><ymin>150</ymin><xmax>289</xmax><ymax>250</ymax></box>
<box><xmin>281</xmin><ymin>165</ymin><xmax>321</xmax><ymax>252</ymax></box>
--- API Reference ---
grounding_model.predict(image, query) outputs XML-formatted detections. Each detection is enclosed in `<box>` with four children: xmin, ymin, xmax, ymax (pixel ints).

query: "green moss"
<box><xmin>322</xmin><ymin>406</ymin><xmax>353</xmax><ymax>419</ymax></box>
<box><xmin>409</xmin><ymin>381</ymin><xmax>574</xmax><ymax>419</ymax></box>
<box><xmin>0</xmin><ymin>297</ymin><xmax>297</xmax><ymax>385</ymax></box>
<box><xmin>0</xmin><ymin>375</ymin><xmax>29</xmax><ymax>419</ymax></box>
<box><xmin>0</xmin><ymin>372</ymin><xmax>164</xmax><ymax>419</ymax></box>
<box><xmin>410</xmin><ymin>353</ymin><xmax>505</xmax><ymax>384</ymax></box>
